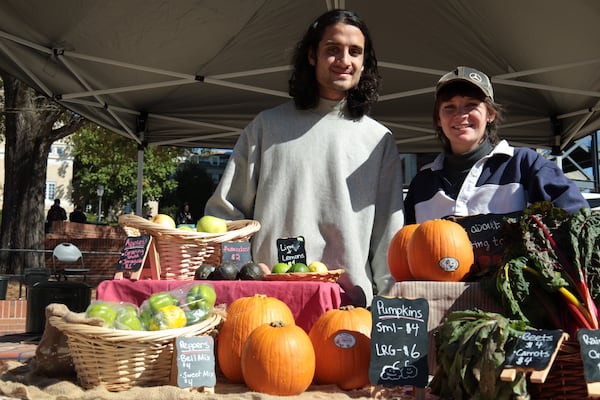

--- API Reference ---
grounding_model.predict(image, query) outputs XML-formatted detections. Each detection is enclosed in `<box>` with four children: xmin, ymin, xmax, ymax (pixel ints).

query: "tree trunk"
<box><xmin>0</xmin><ymin>74</ymin><xmax>84</xmax><ymax>274</ymax></box>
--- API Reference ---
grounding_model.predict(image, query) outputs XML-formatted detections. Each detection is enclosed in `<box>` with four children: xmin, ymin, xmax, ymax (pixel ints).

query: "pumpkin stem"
<box><xmin>270</xmin><ymin>320</ymin><xmax>286</xmax><ymax>327</ymax></box>
<box><xmin>340</xmin><ymin>305</ymin><xmax>355</xmax><ymax>311</ymax></box>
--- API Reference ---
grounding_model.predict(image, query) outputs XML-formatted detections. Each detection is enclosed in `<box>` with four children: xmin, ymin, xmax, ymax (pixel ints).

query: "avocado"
<box><xmin>208</xmin><ymin>262</ymin><xmax>239</xmax><ymax>280</ymax></box>
<box><xmin>237</xmin><ymin>262</ymin><xmax>265</xmax><ymax>280</ymax></box>
<box><xmin>194</xmin><ymin>263</ymin><xmax>215</xmax><ymax>280</ymax></box>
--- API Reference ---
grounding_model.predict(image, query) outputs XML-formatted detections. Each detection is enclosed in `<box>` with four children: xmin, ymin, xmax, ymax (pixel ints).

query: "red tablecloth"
<box><xmin>96</xmin><ymin>279</ymin><xmax>345</xmax><ymax>332</ymax></box>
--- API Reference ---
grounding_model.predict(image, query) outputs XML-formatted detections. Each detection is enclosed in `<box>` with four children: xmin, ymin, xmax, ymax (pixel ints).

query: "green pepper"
<box><xmin>186</xmin><ymin>284</ymin><xmax>217</xmax><ymax>310</ymax></box>
<box><xmin>86</xmin><ymin>303</ymin><xmax>118</xmax><ymax>328</ymax></box>
<box><xmin>114</xmin><ymin>309</ymin><xmax>144</xmax><ymax>330</ymax></box>
<box><xmin>147</xmin><ymin>291</ymin><xmax>179</xmax><ymax>313</ymax></box>
<box><xmin>140</xmin><ymin>307</ymin><xmax>153</xmax><ymax>330</ymax></box>
<box><xmin>185</xmin><ymin>302</ymin><xmax>211</xmax><ymax>325</ymax></box>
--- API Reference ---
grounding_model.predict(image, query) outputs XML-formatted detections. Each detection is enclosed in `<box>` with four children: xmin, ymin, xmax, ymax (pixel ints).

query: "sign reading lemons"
<box><xmin>276</xmin><ymin>236</ymin><xmax>306</xmax><ymax>266</ymax></box>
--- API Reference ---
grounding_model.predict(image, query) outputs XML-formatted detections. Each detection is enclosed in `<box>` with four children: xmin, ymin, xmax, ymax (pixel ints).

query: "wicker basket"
<box><xmin>263</xmin><ymin>268</ymin><xmax>345</xmax><ymax>283</ymax></box>
<box><xmin>528</xmin><ymin>340</ymin><xmax>591</xmax><ymax>399</ymax></box>
<box><xmin>118</xmin><ymin>214</ymin><xmax>260</xmax><ymax>280</ymax></box>
<box><xmin>49</xmin><ymin>313</ymin><xmax>223</xmax><ymax>392</ymax></box>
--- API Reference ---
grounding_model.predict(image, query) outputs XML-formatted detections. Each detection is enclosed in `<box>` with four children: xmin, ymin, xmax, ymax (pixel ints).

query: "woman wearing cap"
<box><xmin>404</xmin><ymin>66</ymin><xmax>587</xmax><ymax>225</ymax></box>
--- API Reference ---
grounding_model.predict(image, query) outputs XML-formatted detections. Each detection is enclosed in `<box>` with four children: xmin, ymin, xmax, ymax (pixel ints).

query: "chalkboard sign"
<box><xmin>449</xmin><ymin>212</ymin><xmax>520</xmax><ymax>274</ymax></box>
<box><xmin>116</xmin><ymin>235</ymin><xmax>151</xmax><ymax>272</ymax></box>
<box><xmin>504</xmin><ymin>329</ymin><xmax>564</xmax><ymax>371</ymax></box>
<box><xmin>221</xmin><ymin>241</ymin><xmax>252</xmax><ymax>267</ymax></box>
<box><xmin>173</xmin><ymin>335</ymin><xmax>216</xmax><ymax>388</ymax></box>
<box><xmin>369</xmin><ymin>296</ymin><xmax>429</xmax><ymax>388</ymax></box>
<box><xmin>276</xmin><ymin>236</ymin><xmax>306</xmax><ymax>265</ymax></box>
<box><xmin>578</xmin><ymin>329</ymin><xmax>600</xmax><ymax>383</ymax></box>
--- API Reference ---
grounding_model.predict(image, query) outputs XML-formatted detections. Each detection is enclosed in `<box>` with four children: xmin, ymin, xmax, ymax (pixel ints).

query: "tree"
<box><xmin>70</xmin><ymin>126</ymin><xmax>183</xmax><ymax>221</ymax></box>
<box><xmin>0</xmin><ymin>74</ymin><xmax>85</xmax><ymax>274</ymax></box>
<box><xmin>161</xmin><ymin>160</ymin><xmax>216</xmax><ymax>222</ymax></box>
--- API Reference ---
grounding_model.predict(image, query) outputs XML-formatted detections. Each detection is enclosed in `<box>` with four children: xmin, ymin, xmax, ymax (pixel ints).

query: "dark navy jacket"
<box><xmin>404</xmin><ymin>140</ymin><xmax>588</xmax><ymax>224</ymax></box>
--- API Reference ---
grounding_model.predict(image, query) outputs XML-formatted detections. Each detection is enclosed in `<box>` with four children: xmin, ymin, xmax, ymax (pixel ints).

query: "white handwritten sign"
<box><xmin>276</xmin><ymin>236</ymin><xmax>306</xmax><ymax>265</ymax></box>
<box><xmin>174</xmin><ymin>336</ymin><xmax>216</xmax><ymax>388</ymax></box>
<box><xmin>369</xmin><ymin>296</ymin><xmax>429</xmax><ymax>388</ymax></box>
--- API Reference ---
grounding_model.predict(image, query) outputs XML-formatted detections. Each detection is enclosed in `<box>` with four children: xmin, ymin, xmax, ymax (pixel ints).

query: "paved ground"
<box><xmin>0</xmin><ymin>333</ymin><xmax>39</xmax><ymax>362</ymax></box>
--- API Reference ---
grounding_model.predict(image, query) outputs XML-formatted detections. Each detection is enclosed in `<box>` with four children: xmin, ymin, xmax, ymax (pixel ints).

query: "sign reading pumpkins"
<box><xmin>369</xmin><ymin>296</ymin><xmax>429</xmax><ymax>388</ymax></box>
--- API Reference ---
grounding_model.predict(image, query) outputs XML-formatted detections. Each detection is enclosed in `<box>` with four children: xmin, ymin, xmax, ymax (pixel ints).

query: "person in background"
<box><xmin>204</xmin><ymin>9</ymin><xmax>405</xmax><ymax>307</ymax></box>
<box><xmin>176</xmin><ymin>202</ymin><xmax>194</xmax><ymax>225</ymax></box>
<box><xmin>69</xmin><ymin>205</ymin><xmax>87</xmax><ymax>224</ymax></box>
<box><xmin>404</xmin><ymin>66</ymin><xmax>587</xmax><ymax>225</ymax></box>
<box><xmin>47</xmin><ymin>198</ymin><xmax>67</xmax><ymax>223</ymax></box>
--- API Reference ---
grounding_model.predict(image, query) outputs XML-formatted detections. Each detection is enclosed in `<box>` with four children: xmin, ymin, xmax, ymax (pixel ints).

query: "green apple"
<box><xmin>197</xmin><ymin>215</ymin><xmax>228</xmax><ymax>233</ymax></box>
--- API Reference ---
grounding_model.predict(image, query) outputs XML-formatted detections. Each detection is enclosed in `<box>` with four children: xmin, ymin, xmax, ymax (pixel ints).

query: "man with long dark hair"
<box><xmin>205</xmin><ymin>9</ymin><xmax>404</xmax><ymax>306</ymax></box>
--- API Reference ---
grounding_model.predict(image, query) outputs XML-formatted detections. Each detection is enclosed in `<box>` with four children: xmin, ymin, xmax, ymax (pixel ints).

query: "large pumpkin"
<box><xmin>387</xmin><ymin>224</ymin><xmax>420</xmax><ymax>281</ymax></box>
<box><xmin>217</xmin><ymin>294</ymin><xmax>295</xmax><ymax>383</ymax></box>
<box><xmin>308</xmin><ymin>305</ymin><xmax>372</xmax><ymax>390</ymax></box>
<box><xmin>407</xmin><ymin>219</ymin><xmax>474</xmax><ymax>282</ymax></box>
<box><xmin>241</xmin><ymin>321</ymin><xmax>315</xmax><ymax>396</ymax></box>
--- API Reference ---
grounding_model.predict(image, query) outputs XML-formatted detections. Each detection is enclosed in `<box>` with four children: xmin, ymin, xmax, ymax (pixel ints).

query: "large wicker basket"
<box><xmin>528</xmin><ymin>340</ymin><xmax>591</xmax><ymax>399</ymax></box>
<box><xmin>49</xmin><ymin>313</ymin><xmax>223</xmax><ymax>392</ymax></box>
<box><xmin>118</xmin><ymin>214</ymin><xmax>260</xmax><ymax>280</ymax></box>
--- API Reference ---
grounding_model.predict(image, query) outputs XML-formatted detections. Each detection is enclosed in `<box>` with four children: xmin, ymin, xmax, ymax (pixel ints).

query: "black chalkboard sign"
<box><xmin>504</xmin><ymin>329</ymin><xmax>565</xmax><ymax>371</ymax></box>
<box><xmin>369</xmin><ymin>296</ymin><xmax>429</xmax><ymax>388</ymax></box>
<box><xmin>221</xmin><ymin>241</ymin><xmax>252</xmax><ymax>268</ymax></box>
<box><xmin>173</xmin><ymin>335</ymin><xmax>216</xmax><ymax>388</ymax></box>
<box><xmin>578</xmin><ymin>329</ymin><xmax>600</xmax><ymax>383</ymax></box>
<box><xmin>448</xmin><ymin>212</ymin><xmax>519</xmax><ymax>274</ymax></box>
<box><xmin>276</xmin><ymin>236</ymin><xmax>306</xmax><ymax>265</ymax></box>
<box><xmin>115</xmin><ymin>235</ymin><xmax>151</xmax><ymax>272</ymax></box>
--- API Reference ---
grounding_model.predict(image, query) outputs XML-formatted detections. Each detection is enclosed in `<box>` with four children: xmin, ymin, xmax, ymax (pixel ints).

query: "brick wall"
<box><xmin>0</xmin><ymin>300</ymin><xmax>26</xmax><ymax>334</ymax></box>
<box><xmin>45</xmin><ymin>221</ymin><xmax>128</xmax><ymax>284</ymax></box>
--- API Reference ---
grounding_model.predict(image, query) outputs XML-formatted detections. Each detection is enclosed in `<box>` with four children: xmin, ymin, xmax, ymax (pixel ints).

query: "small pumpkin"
<box><xmin>308</xmin><ymin>305</ymin><xmax>372</xmax><ymax>390</ymax></box>
<box><xmin>387</xmin><ymin>224</ymin><xmax>420</xmax><ymax>282</ymax></box>
<box><xmin>407</xmin><ymin>219</ymin><xmax>474</xmax><ymax>282</ymax></box>
<box><xmin>241</xmin><ymin>321</ymin><xmax>315</xmax><ymax>396</ymax></box>
<box><xmin>217</xmin><ymin>294</ymin><xmax>295</xmax><ymax>383</ymax></box>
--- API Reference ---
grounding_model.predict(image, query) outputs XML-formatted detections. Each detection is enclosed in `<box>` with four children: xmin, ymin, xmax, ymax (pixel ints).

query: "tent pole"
<box><xmin>136</xmin><ymin>146</ymin><xmax>144</xmax><ymax>216</ymax></box>
<box><xmin>135</xmin><ymin>114</ymin><xmax>147</xmax><ymax>216</ymax></box>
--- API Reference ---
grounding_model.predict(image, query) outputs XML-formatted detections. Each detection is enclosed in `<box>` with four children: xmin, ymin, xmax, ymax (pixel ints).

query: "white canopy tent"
<box><xmin>1</xmin><ymin>0</ymin><xmax>599</xmax><ymax>211</ymax></box>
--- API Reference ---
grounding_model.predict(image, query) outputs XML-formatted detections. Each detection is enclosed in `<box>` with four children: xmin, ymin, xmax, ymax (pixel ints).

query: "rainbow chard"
<box><xmin>496</xmin><ymin>202</ymin><xmax>600</xmax><ymax>335</ymax></box>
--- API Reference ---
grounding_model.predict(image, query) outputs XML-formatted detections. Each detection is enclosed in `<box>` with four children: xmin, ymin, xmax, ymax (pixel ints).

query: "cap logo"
<box><xmin>469</xmin><ymin>72</ymin><xmax>483</xmax><ymax>83</ymax></box>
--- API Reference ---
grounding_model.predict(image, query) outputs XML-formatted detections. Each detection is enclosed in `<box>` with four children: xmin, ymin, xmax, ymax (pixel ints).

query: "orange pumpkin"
<box><xmin>241</xmin><ymin>321</ymin><xmax>315</xmax><ymax>396</ymax></box>
<box><xmin>308</xmin><ymin>305</ymin><xmax>372</xmax><ymax>390</ymax></box>
<box><xmin>217</xmin><ymin>294</ymin><xmax>295</xmax><ymax>383</ymax></box>
<box><xmin>387</xmin><ymin>224</ymin><xmax>420</xmax><ymax>281</ymax></box>
<box><xmin>407</xmin><ymin>219</ymin><xmax>474</xmax><ymax>282</ymax></box>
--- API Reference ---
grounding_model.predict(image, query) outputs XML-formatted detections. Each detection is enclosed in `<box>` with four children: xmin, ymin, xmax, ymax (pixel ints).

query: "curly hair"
<box><xmin>288</xmin><ymin>9</ymin><xmax>381</xmax><ymax>120</ymax></box>
<box><xmin>433</xmin><ymin>81</ymin><xmax>504</xmax><ymax>152</ymax></box>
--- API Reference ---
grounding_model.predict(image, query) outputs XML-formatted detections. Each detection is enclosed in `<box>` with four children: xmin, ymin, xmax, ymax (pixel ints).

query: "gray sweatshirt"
<box><xmin>205</xmin><ymin>99</ymin><xmax>405</xmax><ymax>306</ymax></box>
